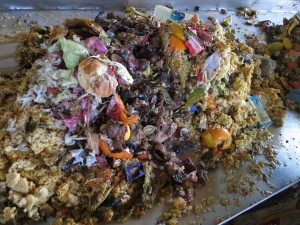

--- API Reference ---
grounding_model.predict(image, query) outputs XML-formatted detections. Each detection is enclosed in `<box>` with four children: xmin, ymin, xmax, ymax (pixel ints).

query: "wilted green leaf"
<box><xmin>184</xmin><ymin>86</ymin><xmax>206</xmax><ymax>109</ymax></box>
<box><xmin>59</xmin><ymin>37</ymin><xmax>88</xmax><ymax>69</ymax></box>
<box><xmin>56</xmin><ymin>69</ymin><xmax>78</xmax><ymax>88</ymax></box>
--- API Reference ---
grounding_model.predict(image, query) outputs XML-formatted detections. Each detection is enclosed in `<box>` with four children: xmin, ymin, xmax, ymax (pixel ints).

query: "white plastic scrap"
<box><xmin>86</xmin><ymin>152</ymin><xmax>97</xmax><ymax>167</ymax></box>
<box><xmin>51</xmin><ymin>90</ymin><xmax>77</xmax><ymax>105</ymax></box>
<box><xmin>70</xmin><ymin>148</ymin><xmax>85</xmax><ymax>164</ymax></box>
<box><xmin>64</xmin><ymin>133</ymin><xmax>87</xmax><ymax>146</ymax></box>
<box><xmin>33</xmin><ymin>84</ymin><xmax>48</xmax><ymax>103</ymax></box>
<box><xmin>13</xmin><ymin>143</ymin><xmax>30</xmax><ymax>151</ymax></box>
<box><xmin>6</xmin><ymin>118</ymin><xmax>16</xmax><ymax>133</ymax></box>
<box><xmin>70</xmin><ymin>149</ymin><xmax>97</xmax><ymax>167</ymax></box>
<box><xmin>152</xmin><ymin>5</ymin><xmax>193</xmax><ymax>22</ymax></box>
<box><xmin>202</xmin><ymin>51</ymin><xmax>221</xmax><ymax>81</ymax></box>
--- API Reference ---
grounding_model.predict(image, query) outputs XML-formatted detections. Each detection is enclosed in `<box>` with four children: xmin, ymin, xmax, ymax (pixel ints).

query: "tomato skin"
<box><xmin>197</xmin><ymin>72</ymin><xmax>204</xmax><ymax>82</ymax></box>
<box><xmin>202</xmin><ymin>128</ymin><xmax>231</xmax><ymax>149</ymax></box>
<box><xmin>136</xmin><ymin>152</ymin><xmax>150</xmax><ymax>160</ymax></box>
<box><xmin>287</xmin><ymin>61</ymin><xmax>298</xmax><ymax>70</ymax></box>
<box><xmin>210</xmin><ymin>128</ymin><xmax>231</xmax><ymax>140</ymax></box>
<box><xmin>205</xmin><ymin>95</ymin><xmax>217</xmax><ymax>110</ymax></box>
<box><xmin>47</xmin><ymin>87</ymin><xmax>58</xmax><ymax>94</ymax></box>
<box><xmin>288</xmin><ymin>81</ymin><xmax>300</xmax><ymax>88</ymax></box>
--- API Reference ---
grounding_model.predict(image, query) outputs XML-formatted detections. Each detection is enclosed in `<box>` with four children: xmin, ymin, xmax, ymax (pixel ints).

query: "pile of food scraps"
<box><xmin>0</xmin><ymin>6</ymin><xmax>299</xmax><ymax>225</ymax></box>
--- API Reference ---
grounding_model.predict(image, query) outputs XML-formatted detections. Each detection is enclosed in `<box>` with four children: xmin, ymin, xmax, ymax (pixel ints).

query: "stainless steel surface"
<box><xmin>0</xmin><ymin>4</ymin><xmax>300</xmax><ymax>225</ymax></box>
<box><xmin>0</xmin><ymin>0</ymin><xmax>299</xmax><ymax>11</ymax></box>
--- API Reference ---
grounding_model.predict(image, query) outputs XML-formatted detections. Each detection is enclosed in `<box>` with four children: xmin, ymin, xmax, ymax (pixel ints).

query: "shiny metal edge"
<box><xmin>1</xmin><ymin>5</ymin><xmax>300</xmax><ymax>225</ymax></box>
<box><xmin>0</xmin><ymin>0</ymin><xmax>299</xmax><ymax>12</ymax></box>
<box><xmin>219</xmin><ymin>178</ymin><xmax>300</xmax><ymax>225</ymax></box>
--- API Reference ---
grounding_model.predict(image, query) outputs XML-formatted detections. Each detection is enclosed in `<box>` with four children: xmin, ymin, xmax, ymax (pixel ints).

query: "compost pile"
<box><xmin>0</xmin><ymin>7</ymin><xmax>296</xmax><ymax>225</ymax></box>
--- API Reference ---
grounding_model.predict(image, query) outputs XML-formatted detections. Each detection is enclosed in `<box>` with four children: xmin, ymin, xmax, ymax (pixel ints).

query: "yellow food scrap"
<box><xmin>223</xmin><ymin>16</ymin><xmax>232</xmax><ymax>26</ymax></box>
<box><xmin>282</xmin><ymin>37</ymin><xmax>292</xmax><ymax>50</ymax></box>
<box><xmin>267</xmin><ymin>42</ymin><xmax>284</xmax><ymax>51</ymax></box>
<box><xmin>170</xmin><ymin>23</ymin><xmax>186</xmax><ymax>41</ymax></box>
<box><xmin>173</xmin><ymin>197</ymin><xmax>187</xmax><ymax>210</ymax></box>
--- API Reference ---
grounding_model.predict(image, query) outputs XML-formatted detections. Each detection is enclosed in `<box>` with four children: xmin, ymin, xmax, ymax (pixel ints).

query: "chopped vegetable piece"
<box><xmin>114</xmin><ymin>94</ymin><xmax>126</xmax><ymax>111</ymax></box>
<box><xmin>191</xmin><ymin>14</ymin><xmax>200</xmax><ymax>22</ymax></box>
<box><xmin>287</xmin><ymin>49</ymin><xmax>296</xmax><ymax>55</ymax></box>
<box><xmin>210</xmin><ymin>128</ymin><xmax>231</xmax><ymax>141</ymax></box>
<box><xmin>107</xmin><ymin>94</ymin><xmax>124</xmax><ymax>120</ymax></box>
<box><xmin>136</xmin><ymin>152</ymin><xmax>150</xmax><ymax>160</ymax></box>
<box><xmin>84</xmin><ymin>37</ymin><xmax>108</xmax><ymax>55</ymax></box>
<box><xmin>47</xmin><ymin>51</ymin><xmax>63</xmax><ymax>66</ymax></box>
<box><xmin>267</xmin><ymin>42</ymin><xmax>284</xmax><ymax>51</ymax></box>
<box><xmin>63</xmin><ymin>116</ymin><xmax>79</xmax><ymax>133</ymax></box>
<box><xmin>197</xmin><ymin>71</ymin><xmax>205</xmax><ymax>83</ymax></box>
<box><xmin>185</xmin><ymin>32</ymin><xmax>204</xmax><ymax>56</ymax></box>
<box><xmin>197</xmin><ymin>29</ymin><xmax>213</xmax><ymax>42</ymax></box>
<box><xmin>56</xmin><ymin>69</ymin><xmax>78</xmax><ymax>89</ymax></box>
<box><xmin>33</xmin><ymin>25</ymin><xmax>48</xmax><ymax>34</ymax></box>
<box><xmin>22</xmin><ymin>32</ymin><xmax>38</xmax><ymax>41</ymax></box>
<box><xmin>170</xmin><ymin>23</ymin><xmax>186</xmax><ymax>41</ymax></box>
<box><xmin>287</xmin><ymin>61</ymin><xmax>298</xmax><ymax>70</ymax></box>
<box><xmin>99</xmin><ymin>137</ymin><xmax>133</xmax><ymax>159</ymax></box>
<box><xmin>160</xmin><ymin>89</ymin><xmax>176</xmax><ymax>105</ymax></box>
<box><xmin>287</xmin><ymin>16</ymin><xmax>299</xmax><ymax>36</ymax></box>
<box><xmin>77</xmin><ymin>58</ymin><xmax>118</xmax><ymax>98</ymax></box>
<box><xmin>205</xmin><ymin>95</ymin><xmax>217</xmax><ymax>110</ymax></box>
<box><xmin>169</xmin><ymin>35</ymin><xmax>187</xmax><ymax>51</ymax></box>
<box><xmin>139</xmin><ymin>34</ymin><xmax>150</xmax><ymax>47</ymax></box>
<box><xmin>184</xmin><ymin>86</ymin><xmax>206</xmax><ymax>109</ymax></box>
<box><xmin>107</xmin><ymin>94</ymin><xmax>139</xmax><ymax>124</ymax></box>
<box><xmin>282</xmin><ymin>37</ymin><xmax>293</xmax><ymax>50</ymax></box>
<box><xmin>244</xmin><ymin>9</ymin><xmax>257</xmax><ymax>19</ymax></box>
<box><xmin>99</xmin><ymin>58</ymin><xmax>134</xmax><ymax>85</ymax></box>
<box><xmin>220</xmin><ymin>136</ymin><xmax>232</xmax><ymax>150</ymax></box>
<box><xmin>124</xmin><ymin>161</ymin><xmax>145</xmax><ymax>182</ymax></box>
<box><xmin>202</xmin><ymin>128</ymin><xmax>231</xmax><ymax>148</ymax></box>
<box><xmin>47</xmin><ymin>87</ymin><xmax>58</xmax><ymax>95</ymax></box>
<box><xmin>223</xmin><ymin>16</ymin><xmax>232</xmax><ymax>26</ymax></box>
<box><xmin>237</xmin><ymin>10</ymin><xmax>244</xmax><ymax>16</ymax></box>
<box><xmin>120</xmin><ymin>110</ymin><xmax>139</xmax><ymax>125</ymax></box>
<box><xmin>64</xmin><ymin>18</ymin><xmax>105</xmax><ymax>37</ymax></box>
<box><xmin>124</xmin><ymin>124</ymin><xmax>131</xmax><ymax>141</ymax></box>
<box><xmin>58</xmin><ymin>37</ymin><xmax>89</xmax><ymax>69</ymax></box>
<box><xmin>288</xmin><ymin>81</ymin><xmax>300</xmax><ymax>88</ymax></box>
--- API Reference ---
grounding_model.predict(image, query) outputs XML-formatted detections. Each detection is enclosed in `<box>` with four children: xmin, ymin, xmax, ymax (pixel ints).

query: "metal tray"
<box><xmin>0</xmin><ymin>1</ymin><xmax>300</xmax><ymax>224</ymax></box>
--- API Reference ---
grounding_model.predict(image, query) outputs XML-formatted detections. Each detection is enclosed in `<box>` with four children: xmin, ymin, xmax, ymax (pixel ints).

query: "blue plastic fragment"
<box><xmin>286</xmin><ymin>89</ymin><xmax>300</xmax><ymax>104</ymax></box>
<box><xmin>190</xmin><ymin>104</ymin><xmax>199</xmax><ymax>113</ymax></box>
<box><xmin>124</xmin><ymin>161</ymin><xmax>145</xmax><ymax>182</ymax></box>
<box><xmin>171</xmin><ymin>10</ymin><xmax>185</xmax><ymax>21</ymax></box>
<box><xmin>249</xmin><ymin>95</ymin><xmax>273</xmax><ymax>129</ymax></box>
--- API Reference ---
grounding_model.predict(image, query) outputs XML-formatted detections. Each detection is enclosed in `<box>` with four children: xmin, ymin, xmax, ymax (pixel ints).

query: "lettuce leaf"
<box><xmin>48</xmin><ymin>41</ymin><xmax>61</xmax><ymax>53</ymax></box>
<box><xmin>48</xmin><ymin>38</ymin><xmax>89</xmax><ymax>69</ymax></box>
<box><xmin>56</xmin><ymin>69</ymin><xmax>78</xmax><ymax>88</ymax></box>
<box><xmin>184</xmin><ymin>86</ymin><xmax>207</xmax><ymax>109</ymax></box>
<box><xmin>58</xmin><ymin>37</ymin><xmax>89</xmax><ymax>69</ymax></box>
